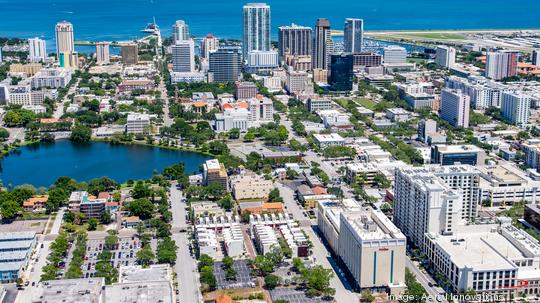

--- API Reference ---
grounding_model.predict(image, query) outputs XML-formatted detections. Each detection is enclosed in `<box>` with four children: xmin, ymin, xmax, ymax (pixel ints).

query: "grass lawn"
<box><xmin>401</xmin><ymin>32</ymin><xmax>467</xmax><ymax>40</ymax></box>
<box><xmin>407</xmin><ymin>58</ymin><xmax>427</xmax><ymax>64</ymax></box>
<box><xmin>354</xmin><ymin>98</ymin><xmax>377</xmax><ymax>110</ymax></box>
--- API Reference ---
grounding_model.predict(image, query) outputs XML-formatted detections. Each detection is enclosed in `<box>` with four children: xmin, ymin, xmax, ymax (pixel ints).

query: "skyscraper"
<box><xmin>95</xmin><ymin>42</ymin><xmax>110</xmax><ymax>65</ymax></box>
<box><xmin>485</xmin><ymin>50</ymin><xmax>519</xmax><ymax>80</ymax></box>
<box><xmin>28</xmin><ymin>37</ymin><xmax>47</xmax><ymax>63</ymax></box>
<box><xmin>440</xmin><ymin>89</ymin><xmax>470</xmax><ymax>129</ymax></box>
<box><xmin>435</xmin><ymin>45</ymin><xmax>456</xmax><ymax>68</ymax></box>
<box><xmin>172</xmin><ymin>40</ymin><xmax>195</xmax><ymax>72</ymax></box>
<box><xmin>121</xmin><ymin>44</ymin><xmax>138</xmax><ymax>65</ymax></box>
<box><xmin>172</xmin><ymin>20</ymin><xmax>189</xmax><ymax>44</ymax></box>
<box><xmin>242</xmin><ymin>3</ymin><xmax>271</xmax><ymax>59</ymax></box>
<box><xmin>532</xmin><ymin>49</ymin><xmax>540</xmax><ymax>66</ymax></box>
<box><xmin>209</xmin><ymin>47</ymin><xmax>242</xmax><ymax>82</ymax></box>
<box><xmin>277</xmin><ymin>24</ymin><xmax>312</xmax><ymax>58</ymax></box>
<box><xmin>312</xmin><ymin>18</ymin><xmax>332</xmax><ymax>70</ymax></box>
<box><xmin>201</xmin><ymin>34</ymin><xmax>219</xmax><ymax>59</ymax></box>
<box><xmin>55</xmin><ymin>21</ymin><xmax>74</xmax><ymax>59</ymax></box>
<box><xmin>329</xmin><ymin>53</ymin><xmax>353</xmax><ymax>91</ymax></box>
<box><xmin>344</xmin><ymin>18</ymin><xmax>363</xmax><ymax>53</ymax></box>
<box><xmin>501</xmin><ymin>92</ymin><xmax>531</xmax><ymax>127</ymax></box>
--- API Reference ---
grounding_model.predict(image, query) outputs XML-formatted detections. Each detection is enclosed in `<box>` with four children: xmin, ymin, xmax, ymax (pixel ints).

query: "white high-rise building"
<box><xmin>393</xmin><ymin>167</ymin><xmax>464</xmax><ymax>248</ymax></box>
<box><xmin>485</xmin><ymin>50</ymin><xmax>519</xmax><ymax>80</ymax></box>
<box><xmin>55</xmin><ymin>21</ymin><xmax>75</xmax><ymax>59</ymax></box>
<box><xmin>435</xmin><ymin>45</ymin><xmax>456</xmax><ymax>68</ymax></box>
<box><xmin>95</xmin><ymin>42</ymin><xmax>110</xmax><ymax>65</ymax></box>
<box><xmin>28</xmin><ymin>37</ymin><xmax>47</xmax><ymax>63</ymax></box>
<box><xmin>501</xmin><ymin>92</ymin><xmax>531</xmax><ymax>127</ymax></box>
<box><xmin>440</xmin><ymin>89</ymin><xmax>470</xmax><ymax>128</ymax></box>
<box><xmin>172</xmin><ymin>20</ymin><xmax>189</xmax><ymax>44</ymax></box>
<box><xmin>201</xmin><ymin>34</ymin><xmax>219</xmax><ymax>59</ymax></box>
<box><xmin>344</xmin><ymin>18</ymin><xmax>364</xmax><ymax>53</ymax></box>
<box><xmin>383</xmin><ymin>46</ymin><xmax>407</xmax><ymax>64</ymax></box>
<box><xmin>242</xmin><ymin>3</ymin><xmax>271</xmax><ymax>59</ymax></box>
<box><xmin>171</xmin><ymin>40</ymin><xmax>195</xmax><ymax>73</ymax></box>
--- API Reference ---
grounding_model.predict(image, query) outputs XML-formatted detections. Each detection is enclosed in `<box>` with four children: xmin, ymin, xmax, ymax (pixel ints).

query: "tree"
<box><xmin>163</xmin><ymin>163</ymin><xmax>185</xmax><ymax>180</ymax></box>
<box><xmin>156</xmin><ymin>237</ymin><xmax>178</xmax><ymax>264</ymax></box>
<box><xmin>218</xmin><ymin>194</ymin><xmax>234</xmax><ymax>211</ymax></box>
<box><xmin>126</xmin><ymin>198</ymin><xmax>154</xmax><ymax>219</ymax></box>
<box><xmin>70</xmin><ymin>124</ymin><xmax>92</xmax><ymax>142</ymax></box>
<box><xmin>286</xmin><ymin>169</ymin><xmax>299</xmax><ymax>180</ymax></box>
<box><xmin>46</xmin><ymin>188</ymin><xmax>68</xmax><ymax>213</ymax></box>
<box><xmin>101</xmin><ymin>210</ymin><xmax>112</xmax><ymax>224</ymax></box>
<box><xmin>1</xmin><ymin>200</ymin><xmax>22</xmax><ymax>221</ymax></box>
<box><xmin>87</xmin><ymin>218</ymin><xmax>98</xmax><ymax>231</ymax></box>
<box><xmin>136</xmin><ymin>245</ymin><xmax>155</xmax><ymax>266</ymax></box>
<box><xmin>361</xmin><ymin>289</ymin><xmax>375</xmax><ymax>302</ymax></box>
<box><xmin>243</xmin><ymin>132</ymin><xmax>255</xmax><ymax>141</ymax></box>
<box><xmin>264</xmin><ymin>274</ymin><xmax>280</xmax><ymax>289</ymax></box>
<box><xmin>268</xmin><ymin>188</ymin><xmax>283</xmax><ymax>202</ymax></box>
<box><xmin>131</xmin><ymin>181</ymin><xmax>151</xmax><ymax>199</ymax></box>
<box><xmin>301</xmin><ymin>265</ymin><xmax>334</xmax><ymax>292</ymax></box>
<box><xmin>87</xmin><ymin>177</ymin><xmax>118</xmax><ymax>195</ymax></box>
<box><xmin>229</xmin><ymin>128</ymin><xmax>240</xmax><ymax>139</ymax></box>
<box><xmin>0</xmin><ymin>128</ymin><xmax>9</xmax><ymax>141</ymax></box>
<box><xmin>198</xmin><ymin>254</ymin><xmax>214</xmax><ymax>270</ymax></box>
<box><xmin>63</xmin><ymin>211</ymin><xmax>75</xmax><ymax>223</ymax></box>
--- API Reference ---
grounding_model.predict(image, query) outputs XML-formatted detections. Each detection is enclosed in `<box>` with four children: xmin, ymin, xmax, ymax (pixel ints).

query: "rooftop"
<box><xmin>434</xmin><ymin>144</ymin><xmax>481</xmax><ymax>154</ymax></box>
<box><xmin>37</xmin><ymin>278</ymin><xmax>105</xmax><ymax>303</ymax></box>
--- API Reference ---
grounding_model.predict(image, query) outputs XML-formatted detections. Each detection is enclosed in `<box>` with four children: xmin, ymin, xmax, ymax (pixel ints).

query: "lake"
<box><xmin>1</xmin><ymin>0</ymin><xmax>539</xmax><ymax>49</ymax></box>
<box><xmin>0</xmin><ymin>140</ymin><xmax>210</xmax><ymax>187</ymax></box>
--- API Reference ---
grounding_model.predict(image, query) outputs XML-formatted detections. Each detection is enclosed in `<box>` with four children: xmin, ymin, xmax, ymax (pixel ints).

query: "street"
<box><xmin>169</xmin><ymin>183</ymin><xmax>202</xmax><ymax>303</ymax></box>
<box><xmin>277</xmin><ymin>181</ymin><xmax>359</xmax><ymax>302</ymax></box>
<box><xmin>406</xmin><ymin>257</ymin><xmax>447</xmax><ymax>303</ymax></box>
<box><xmin>16</xmin><ymin>208</ymin><xmax>65</xmax><ymax>303</ymax></box>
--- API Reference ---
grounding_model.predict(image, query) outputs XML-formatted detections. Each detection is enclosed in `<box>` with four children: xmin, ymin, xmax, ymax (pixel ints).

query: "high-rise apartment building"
<box><xmin>344</xmin><ymin>18</ymin><xmax>364</xmax><ymax>53</ymax></box>
<box><xmin>55</xmin><ymin>21</ymin><xmax>74</xmax><ymax>59</ymax></box>
<box><xmin>201</xmin><ymin>34</ymin><xmax>219</xmax><ymax>59</ymax></box>
<box><xmin>440</xmin><ymin>89</ymin><xmax>470</xmax><ymax>128</ymax></box>
<box><xmin>172</xmin><ymin>40</ymin><xmax>195</xmax><ymax>72</ymax></box>
<box><xmin>59</xmin><ymin>52</ymin><xmax>79</xmax><ymax>69</ymax></box>
<box><xmin>393</xmin><ymin>167</ymin><xmax>463</xmax><ymax>248</ymax></box>
<box><xmin>277</xmin><ymin>24</ymin><xmax>312</xmax><ymax>58</ymax></box>
<box><xmin>435</xmin><ymin>45</ymin><xmax>456</xmax><ymax>68</ymax></box>
<box><xmin>485</xmin><ymin>50</ymin><xmax>519</xmax><ymax>80</ymax></box>
<box><xmin>242</xmin><ymin>3</ymin><xmax>271</xmax><ymax>59</ymax></box>
<box><xmin>383</xmin><ymin>46</ymin><xmax>407</xmax><ymax>64</ymax></box>
<box><xmin>121</xmin><ymin>44</ymin><xmax>138</xmax><ymax>65</ymax></box>
<box><xmin>209</xmin><ymin>47</ymin><xmax>242</xmax><ymax>82</ymax></box>
<box><xmin>352</xmin><ymin>52</ymin><xmax>382</xmax><ymax>70</ymax></box>
<box><xmin>95</xmin><ymin>42</ymin><xmax>110</xmax><ymax>65</ymax></box>
<box><xmin>312</xmin><ymin>18</ymin><xmax>332</xmax><ymax>70</ymax></box>
<box><xmin>28</xmin><ymin>37</ymin><xmax>47</xmax><ymax>63</ymax></box>
<box><xmin>172</xmin><ymin>20</ymin><xmax>189</xmax><ymax>44</ymax></box>
<box><xmin>501</xmin><ymin>92</ymin><xmax>531</xmax><ymax>127</ymax></box>
<box><xmin>329</xmin><ymin>53</ymin><xmax>353</xmax><ymax>91</ymax></box>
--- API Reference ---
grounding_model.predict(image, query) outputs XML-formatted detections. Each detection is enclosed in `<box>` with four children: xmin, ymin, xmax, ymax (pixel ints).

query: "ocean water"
<box><xmin>1</xmin><ymin>0</ymin><xmax>539</xmax><ymax>44</ymax></box>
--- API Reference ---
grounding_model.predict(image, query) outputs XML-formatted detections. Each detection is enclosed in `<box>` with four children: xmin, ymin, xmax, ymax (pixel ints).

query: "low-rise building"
<box><xmin>230</xmin><ymin>171</ymin><xmax>273</xmax><ymax>200</ymax></box>
<box><xmin>313</xmin><ymin>133</ymin><xmax>345</xmax><ymax>148</ymax></box>
<box><xmin>385</xmin><ymin>108</ymin><xmax>410</xmax><ymax>122</ymax></box>
<box><xmin>252</xmin><ymin>224</ymin><xmax>279</xmax><ymax>255</ymax></box>
<box><xmin>23</xmin><ymin>197</ymin><xmax>48</xmax><ymax>212</ymax></box>
<box><xmin>431</xmin><ymin>144</ymin><xmax>480</xmax><ymax>166</ymax></box>
<box><xmin>424</xmin><ymin>222</ymin><xmax>540</xmax><ymax>298</ymax></box>
<box><xmin>478</xmin><ymin>164</ymin><xmax>540</xmax><ymax>207</ymax></box>
<box><xmin>34</xmin><ymin>278</ymin><xmax>105</xmax><ymax>303</ymax></box>
<box><xmin>306</xmin><ymin>98</ymin><xmax>333</xmax><ymax>112</ymax></box>
<box><xmin>126</xmin><ymin>113</ymin><xmax>150</xmax><ymax>134</ymax></box>
<box><xmin>191</xmin><ymin>201</ymin><xmax>226</xmax><ymax>218</ymax></box>
<box><xmin>0</xmin><ymin>232</ymin><xmax>36</xmax><ymax>283</ymax></box>
<box><xmin>118</xmin><ymin>79</ymin><xmax>154</xmax><ymax>92</ymax></box>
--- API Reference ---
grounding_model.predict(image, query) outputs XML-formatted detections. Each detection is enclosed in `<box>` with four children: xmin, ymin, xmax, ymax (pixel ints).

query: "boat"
<box><xmin>141</xmin><ymin>17</ymin><xmax>160</xmax><ymax>35</ymax></box>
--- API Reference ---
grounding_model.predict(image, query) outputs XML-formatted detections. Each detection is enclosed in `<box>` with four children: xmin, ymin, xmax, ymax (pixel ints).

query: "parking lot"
<box><xmin>82</xmin><ymin>237</ymin><xmax>145</xmax><ymax>278</ymax></box>
<box><xmin>270</xmin><ymin>287</ymin><xmax>326</xmax><ymax>303</ymax></box>
<box><xmin>213</xmin><ymin>260</ymin><xmax>256</xmax><ymax>289</ymax></box>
